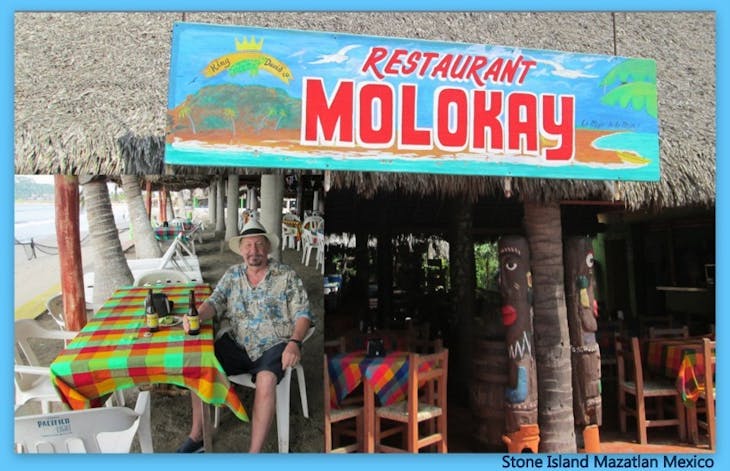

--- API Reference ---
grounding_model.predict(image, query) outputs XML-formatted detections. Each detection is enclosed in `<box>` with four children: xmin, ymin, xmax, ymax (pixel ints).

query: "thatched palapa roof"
<box><xmin>14</xmin><ymin>12</ymin><xmax>715</xmax><ymax>211</ymax></box>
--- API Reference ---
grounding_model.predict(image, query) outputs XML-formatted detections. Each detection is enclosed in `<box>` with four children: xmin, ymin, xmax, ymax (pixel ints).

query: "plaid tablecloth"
<box><xmin>154</xmin><ymin>226</ymin><xmax>188</xmax><ymax>241</ymax></box>
<box><xmin>50</xmin><ymin>284</ymin><xmax>248</xmax><ymax>422</ymax></box>
<box><xmin>328</xmin><ymin>351</ymin><xmax>428</xmax><ymax>408</ymax></box>
<box><xmin>646</xmin><ymin>340</ymin><xmax>709</xmax><ymax>405</ymax></box>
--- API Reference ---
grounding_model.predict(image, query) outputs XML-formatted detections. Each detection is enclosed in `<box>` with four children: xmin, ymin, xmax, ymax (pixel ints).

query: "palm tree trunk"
<box><xmin>83</xmin><ymin>177</ymin><xmax>133</xmax><ymax>307</ymax></box>
<box><xmin>121</xmin><ymin>175</ymin><xmax>162</xmax><ymax>259</ymax></box>
<box><xmin>523</xmin><ymin>200</ymin><xmax>576</xmax><ymax>453</ymax></box>
<box><xmin>449</xmin><ymin>196</ymin><xmax>475</xmax><ymax>402</ymax></box>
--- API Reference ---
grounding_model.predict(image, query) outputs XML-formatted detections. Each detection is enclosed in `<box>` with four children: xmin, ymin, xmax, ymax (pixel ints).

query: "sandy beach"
<box><xmin>15</xmin><ymin>226</ymin><xmax>325</xmax><ymax>453</ymax></box>
<box><xmin>14</xmin><ymin>199</ymin><xmax>132</xmax><ymax>320</ymax></box>
<box><xmin>14</xmin><ymin>239</ymin><xmax>92</xmax><ymax>320</ymax></box>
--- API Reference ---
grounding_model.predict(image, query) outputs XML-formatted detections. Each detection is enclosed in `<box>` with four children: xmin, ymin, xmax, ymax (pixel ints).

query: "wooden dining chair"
<box><xmin>324</xmin><ymin>336</ymin><xmax>347</xmax><ymax>355</ymax></box>
<box><xmin>374</xmin><ymin>349</ymin><xmax>449</xmax><ymax>453</ymax></box>
<box><xmin>615</xmin><ymin>335</ymin><xmax>686</xmax><ymax>445</ymax></box>
<box><xmin>648</xmin><ymin>325</ymin><xmax>689</xmax><ymax>339</ymax></box>
<box><xmin>324</xmin><ymin>354</ymin><xmax>364</xmax><ymax>452</ymax></box>
<box><xmin>697</xmin><ymin>337</ymin><xmax>716</xmax><ymax>450</ymax></box>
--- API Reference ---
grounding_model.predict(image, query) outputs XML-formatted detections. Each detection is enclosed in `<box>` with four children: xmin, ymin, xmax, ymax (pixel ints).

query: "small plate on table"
<box><xmin>159</xmin><ymin>316</ymin><xmax>183</xmax><ymax>327</ymax></box>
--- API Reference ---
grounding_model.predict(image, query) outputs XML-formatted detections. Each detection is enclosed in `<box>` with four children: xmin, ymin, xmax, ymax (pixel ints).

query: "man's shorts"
<box><xmin>215</xmin><ymin>333</ymin><xmax>287</xmax><ymax>383</ymax></box>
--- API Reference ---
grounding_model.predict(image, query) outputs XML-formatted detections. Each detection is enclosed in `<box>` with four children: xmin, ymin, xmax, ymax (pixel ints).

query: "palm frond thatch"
<box><xmin>14</xmin><ymin>12</ymin><xmax>715</xmax><ymax>211</ymax></box>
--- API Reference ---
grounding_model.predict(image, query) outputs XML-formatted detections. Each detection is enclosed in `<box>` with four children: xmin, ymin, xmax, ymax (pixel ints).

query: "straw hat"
<box><xmin>228</xmin><ymin>219</ymin><xmax>279</xmax><ymax>255</ymax></box>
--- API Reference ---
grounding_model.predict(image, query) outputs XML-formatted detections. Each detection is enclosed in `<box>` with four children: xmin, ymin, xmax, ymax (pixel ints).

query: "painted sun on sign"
<box><xmin>202</xmin><ymin>36</ymin><xmax>293</xmax><ymax>84</ymax></box>
<box><xmin>166</xmin><ymin>23</ymin><xmax>660</xmax><ymax>181</ymax></box>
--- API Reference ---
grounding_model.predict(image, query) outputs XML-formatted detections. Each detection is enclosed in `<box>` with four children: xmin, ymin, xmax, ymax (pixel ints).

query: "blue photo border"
<box><xmin>3</xmin><ymin>2</ymin><xmax>726</xmax><ymax>471</ymax></box>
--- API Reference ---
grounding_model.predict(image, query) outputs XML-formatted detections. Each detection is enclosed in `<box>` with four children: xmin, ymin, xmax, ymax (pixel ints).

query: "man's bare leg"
<box><xmin>189</xmin><ymin>394</ymin><xmax>204</xmax><ymax>441</ymax></box>
<box><xmin>249</xmin><ymin>371</ymin><xmax>277</xmax><ymax>453</ymax></box>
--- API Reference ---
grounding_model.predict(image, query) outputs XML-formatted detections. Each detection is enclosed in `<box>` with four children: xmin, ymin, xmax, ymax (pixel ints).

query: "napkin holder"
<box><xmin>152</xmin><ymin>293</ymin><xmax>173</xmax><ymax>317</ymax></box>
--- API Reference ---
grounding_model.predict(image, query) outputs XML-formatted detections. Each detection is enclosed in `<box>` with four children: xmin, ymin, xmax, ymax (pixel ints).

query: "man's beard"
<box><xmin>246</xmin><ymin>254</ymin><xmax>265</xmax><ymax>266</ymax></box>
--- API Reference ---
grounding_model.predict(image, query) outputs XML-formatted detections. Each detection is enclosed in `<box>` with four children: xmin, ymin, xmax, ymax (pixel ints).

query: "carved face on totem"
<box><xmin>571</xmin><ymin>237</ymin><xmax>598</xmax><ymax>333</ymax></box>
<box><xmin>498</xmin><ymin>236</ymin><xmax>532</xmax><ymax>334</ymax></box>
<box><xmin>498</xmin><ymin>235</ymin><xmax>537</xmax><ymax>411</ymax></box>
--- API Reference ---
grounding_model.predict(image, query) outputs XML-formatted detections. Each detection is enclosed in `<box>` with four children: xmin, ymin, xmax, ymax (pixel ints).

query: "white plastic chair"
<box><xmin>15</xmin><ymin>319</ymin><xmax>126</xmax><ymax>410</ymax></box>
<box><xmin>46</xmin><ymin>294</ymin><xmax>66</xmax><ymax>330</ymax></box>
<box><xmin>15</xmin><ymin>390</ymin><xmax>153</xmax><ymax>453</ymax></box>
<box><xmin>213</xmin><ymin>326</ymin><xmax>315</xmax><ymax>453</ymax></box>
<box><xmin>134</xmin><ymin>269</ymin><xmax>192</xmax><ymax>287</ymax></box>
<box><xmin>301</xmin><ymin>230</ymin><xmax>325</xmax><ymax>274</ymax></box>
<box><xmin>301</xmin><ymin>215</ymin><xmax>324</xmax><ymax>234</ymax></box>
<box><xmin>46</xmin><ymin>293</ymin><xmax>92</xmax><ymax>331</ymax></box>
<box><xmin>15</xmin><ymin>319</ymin><xmax>78</xmax><ymax>414</ymax></box>
<box><xmin>282</xmin><ymin>213</ymin><xmax>301</xmax><ymax>251</ymax></box>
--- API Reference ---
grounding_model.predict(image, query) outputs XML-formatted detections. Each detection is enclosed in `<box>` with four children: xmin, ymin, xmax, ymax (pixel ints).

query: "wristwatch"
<box><xmin>288</xmin><ymin>338</ymin><xmax>303</xmax><ymax>348</ymax></box>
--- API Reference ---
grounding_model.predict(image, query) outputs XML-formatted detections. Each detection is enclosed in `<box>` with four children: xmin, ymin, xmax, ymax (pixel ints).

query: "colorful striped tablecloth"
<box><xmin>50</xmin><ymin>284</ymin><xmax>248</xmax><ymax>422</ymax></box>
<box><xmin>328</xmin><ymin>351</ymin><xmax>428</xmax><ymax>408</ymax></box>
<box><xmin>646</xmin><ymin>339</ymin><xmax>709</xmax><ymax>405</ymax></box>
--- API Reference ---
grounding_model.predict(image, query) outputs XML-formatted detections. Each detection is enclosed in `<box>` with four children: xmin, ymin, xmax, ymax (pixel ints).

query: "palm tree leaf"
<box><xmin>599</xmin><ymin>58</ymin><xmax>656</xmax><ymax>88</ymax></box>
<box><xmin>600</xmin><ymin>82</ymin><xmax>658</xmax><ymax>118</ymax></box>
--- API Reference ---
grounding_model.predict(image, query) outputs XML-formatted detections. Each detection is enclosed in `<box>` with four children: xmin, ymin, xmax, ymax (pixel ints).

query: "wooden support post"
<box><xmin>145</xmin><ymin>180</ymin><xmax>152</xmax><ymax>220</ymax></box>
<box><xmin>160</xmin><ymin>186</ymin><xmax>168</xmax><ymax>222</ymax></box>
<box><xmin>54</xmin><ymin>175</ymin><xmax>87</xmax><ymax>331</ymax></box>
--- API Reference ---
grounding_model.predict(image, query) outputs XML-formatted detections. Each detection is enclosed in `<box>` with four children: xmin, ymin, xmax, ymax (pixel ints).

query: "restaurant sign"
<box><xmin>166</xmin><ymin>22</ymin><xmax>659</xmax><ymax>181</ymax></box>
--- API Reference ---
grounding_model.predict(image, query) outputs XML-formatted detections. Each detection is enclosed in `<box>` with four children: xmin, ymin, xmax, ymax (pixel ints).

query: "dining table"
<box><xmin>645</xmin><ymin>337</ymin><xmax>714</xmax><ymax>444</ymax></box>
<box><xmin>154</xmin><ymin>224</ymin><xmax>190</xmax><ymax>241</ymax></box>
<box><xmin>49</xmin><ymin>283</ymin><xmax>248</xmax><ymax>452</ymax></box>
<box><xmin>327</xmin><ymin>350</ymin><xmax>431</xmax><ymax>452</ymax></box>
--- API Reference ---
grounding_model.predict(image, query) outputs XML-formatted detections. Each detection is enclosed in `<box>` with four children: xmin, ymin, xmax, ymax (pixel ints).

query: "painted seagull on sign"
<box><xmin>310</xmin><ymin>45</ymin><xmax>361</xmax><ymax>64</ymax></box>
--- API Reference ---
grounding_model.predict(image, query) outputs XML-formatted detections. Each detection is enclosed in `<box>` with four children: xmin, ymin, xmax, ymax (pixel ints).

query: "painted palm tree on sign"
<box><xmin>223</xmin><ymin>107</ymin><xmax>238</xmax><ymax>138</ymax></box>
<box><xmin>121</xmin><ymin>175</ymin><xmax>162</xmax><ymax>259</ymax></box>
<box><xmin>266</xmin><ymin>103</ymin><xmax>289</xmax><ymax>130</ymax></box>
<box><xmin>600</xmin><ymin>59</ymin><xmax>657</xmax><ymax>118</ymax></box>
<box><xmin>178</xmin><ymin>103</ymin><xmax>197</xmax><ymax>134</ymax></box>
<box><xmin>82</xmin><ymin>177</ymin><xmax>133</xmax><ymax>307</ymax></box>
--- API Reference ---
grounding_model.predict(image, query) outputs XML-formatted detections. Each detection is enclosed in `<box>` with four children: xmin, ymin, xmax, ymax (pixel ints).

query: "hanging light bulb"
<box><xmin>503</xmin><ymin>176</ymin><xmax>513</xmax><ymax>198</ymax></box>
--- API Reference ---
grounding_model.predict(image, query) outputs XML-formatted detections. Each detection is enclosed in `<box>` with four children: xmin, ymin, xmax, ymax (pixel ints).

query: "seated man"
<box><xmin>178</xmin><ymin>219</ymin><xmax>312</xmax><ymax>453</ymax></box>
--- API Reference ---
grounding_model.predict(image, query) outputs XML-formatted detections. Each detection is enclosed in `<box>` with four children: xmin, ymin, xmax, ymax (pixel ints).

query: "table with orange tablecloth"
<box><xmin>328</xmin><ymin>350</ymin><xmax>430</xmax><ymax>452</ymax></box>
<box><xmin>49</xmin><ymin>283</ymin><xmax>248</xmax><ymax>452</ymax></box>
<box><xmin>646</xmin><ymin>338</ymin><xmax>713</xmax><ymax>444</ymax></box>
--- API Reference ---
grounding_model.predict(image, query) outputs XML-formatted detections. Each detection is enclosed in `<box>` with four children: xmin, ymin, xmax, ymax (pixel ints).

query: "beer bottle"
<box><xmin>187</xmin><ymin>289</ymin><xmax>200</xmax><ymax>336</ymax></box>
<box><xmin>145</xmin><ymin>289</ymin><xmax>159</xmax><ymax>333</ymax></box>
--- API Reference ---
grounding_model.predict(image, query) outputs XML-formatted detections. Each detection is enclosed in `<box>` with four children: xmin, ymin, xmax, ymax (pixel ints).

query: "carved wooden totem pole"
<box><xmin>498</xmin><ymin>236</ymin><xmax>540</xmax><ymax>453</ymax></box>
<box><xmin>564</xmin><ymin>236</ymin><xmax>602</xmax><ymax>452</ymax></box>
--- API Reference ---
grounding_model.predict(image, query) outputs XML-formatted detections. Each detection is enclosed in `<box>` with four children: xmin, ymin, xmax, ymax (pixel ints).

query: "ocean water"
<box><xmin>165</xmin><ymin>133</ymin><xmax>660</xmax><ymax>182</ymax></box>
<box><xmin>14</xmin><ymin>201</ymin><xmax>129</xmax><ymax>243</ymax></box>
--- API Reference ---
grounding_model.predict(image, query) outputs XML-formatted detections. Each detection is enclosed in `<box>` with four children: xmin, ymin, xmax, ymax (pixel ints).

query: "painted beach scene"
<box><xmin>166</xmin><ymin>22</ymin><xmax>659</xmax><ymax>181</ymax></box>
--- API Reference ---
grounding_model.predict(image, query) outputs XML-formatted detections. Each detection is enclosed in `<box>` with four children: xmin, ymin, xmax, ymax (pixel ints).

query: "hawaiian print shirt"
<box><xmin>206</xmin><ymin>259</ymin><xmax>312</xmax><ymax>361</ymax></box>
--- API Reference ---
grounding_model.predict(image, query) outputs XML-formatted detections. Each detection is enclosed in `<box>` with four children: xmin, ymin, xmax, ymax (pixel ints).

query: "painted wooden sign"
<box><xmin>166</xmin><ymin>22</ymin><xmax>659</xmax><ymax>181</ymax></box>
